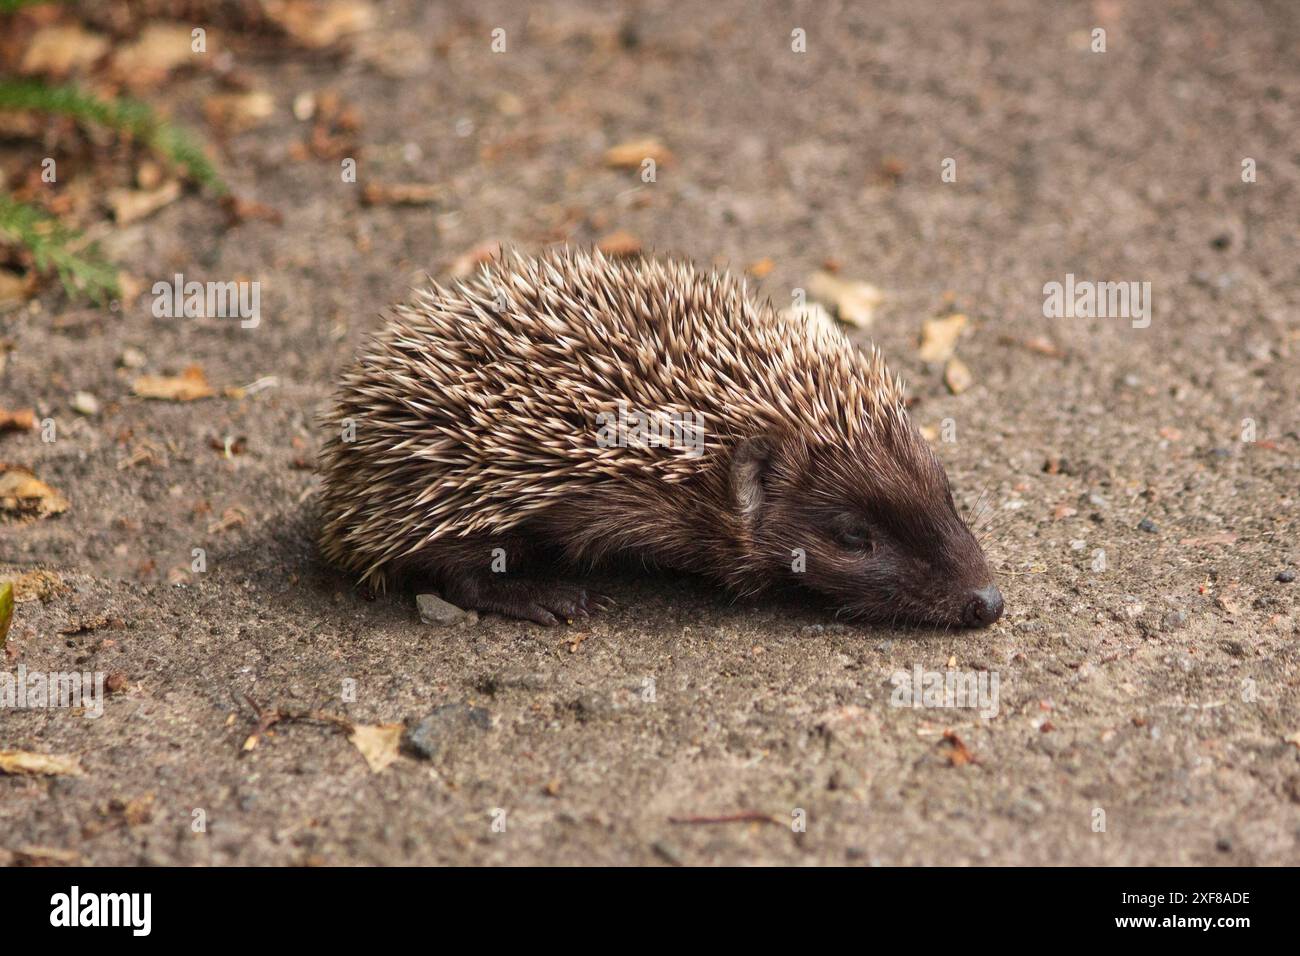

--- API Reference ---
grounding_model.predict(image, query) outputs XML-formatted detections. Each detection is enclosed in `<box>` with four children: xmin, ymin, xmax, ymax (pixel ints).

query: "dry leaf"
<box><xmin>604</xmin><ymin>137</ymin><xmax>673</xmax><ymax>169</ymax></box>
<box><xmin>109</xmin><ymin>181</ymin><xmax>181</xmax><ymax>224</ymax></box>
<box><xmin>6</xmin><ymin>845</ymin><xmax>80</xmax><ymax>866</ymax></box>
<box><xmin>944</xmin><ymin>357</ymin><xmax>974</xmax><ymax>394</ymax></box>
<box><xmin>132</xmin><ymin>365</ymin><xmax>214</xmax><ymax>402</ymax></box>
<box><xmin>448</xmin><ymin>241</ymin><xmax>502</xmax><ymax>279</ymax></box>
<box><xmin>218</xmin><ymin>194</ymin><xmax>282</xmax><ymax>227</ymax></box>
<box><xmin>808</xmin><ymin>271</ymin><xmax>883</xmax><ymax>328</ymax></box>
<box><xmin>20</xmin><ymin>24</ymin><xmax>109</xmax><ymax>76</ymax></box>
<box><xmin>747</xmin><ymin>258</ymin><xmax>775</xmax><ymax>278</ymax></box>
<box><xmin>0</xmin><ymin>581</ymin><xmax>11</xmax><ymax>651</ymax></box>
<box><xmin>0</xmin><ymin>407</ymin><xmax>35</xmax><ymax>434</ymax></box>
<box><xmin>116</xmin><ymin>793</ymin><xmax>156</xmax><ymax>826</ymax></box>
<box><xmin>919</xmin><ymin>314</ymin><xmax>968</xmax><ymax>363</ymax></box>
<box><xmin>267</xmin><ymin>0</ymin><xmax>375</xmax><ymax>48</ymax></box>
<box><xmin>204</xmin><ymin>91</ymin><xmax>276</xmax><ymax>132</ymax></box>
<box><xmin>0</xmin><ymin>465</ymin><xmax>69</xmax><ymax>518</ymax></box>
<box><xmin>1019</xmin><ymin>335</ymin><xmax>1060</xmax><ymax>358</ymax></box>
<box><xmin>940</xmin><ymin>730</ymin><xmax>974</xmax><ymax>766</ymax></box>
<box><xmin>113</xmin><ymin>23</ymin><xmax>198</xmax><ymax>83</ymax></box>
<box><xmin>0</xmin><ymin>750</ymin><xmax>83</xmax><ymax>777</ymax></box>
<box><xmin>361</xmin><ymin>182</ymin><xmax>445</xmax><ymax>206</ymax></box>
<box><xmin>349</xmin><ymin>723</ymin><xmax>403</xmax><ymax>773</ymax></box>
<box><xmin>596</xmin><ymin>230</ymin><xmax>642</xmax><ymax>257</ymax></box>
<box><xmin>0</xmin><ymin>270</ymin><xmax>31</xmax><ymax>306</ymax></box>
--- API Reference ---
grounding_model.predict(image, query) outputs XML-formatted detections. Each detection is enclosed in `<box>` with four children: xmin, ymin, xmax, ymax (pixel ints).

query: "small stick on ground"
<box><xmin>668</xmin><ymin>811</ymin><xmax>782</xmax><ymax>826</ymax></box>
<box><xmin>239</xmin><ymin>693</ymin><xmax>354</xmax><ymax>753</ymax></box>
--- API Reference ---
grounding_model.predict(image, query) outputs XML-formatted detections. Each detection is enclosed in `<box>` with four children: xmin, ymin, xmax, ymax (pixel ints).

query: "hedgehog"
<box><xmin>318</xmin><ymin>247</ymin><xmax>1003</xmax><ymax>629</ymax></box>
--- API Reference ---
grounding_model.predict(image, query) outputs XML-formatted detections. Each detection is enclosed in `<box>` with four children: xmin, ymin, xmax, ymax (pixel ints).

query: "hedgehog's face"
<box><xmin>731</xmin><ymin>431</ymin><xmax>1002</xmax><ymax>629</ymax></box>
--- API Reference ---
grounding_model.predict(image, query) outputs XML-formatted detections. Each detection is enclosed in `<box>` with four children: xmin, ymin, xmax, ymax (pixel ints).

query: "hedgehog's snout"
<box><xmin>960</xmin><ymin>584</ymin><xmax>1004</xmax><ymax>628</ymax></box>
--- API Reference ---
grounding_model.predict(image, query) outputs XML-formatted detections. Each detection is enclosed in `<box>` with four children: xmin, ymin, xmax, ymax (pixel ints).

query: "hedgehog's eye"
<box><xmin>835</xmin><ymin>521</ymin><xmax>874</xmax><ymax>552</ymax></box>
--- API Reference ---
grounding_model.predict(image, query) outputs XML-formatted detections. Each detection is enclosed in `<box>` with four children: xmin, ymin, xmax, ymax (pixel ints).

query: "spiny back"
<box><xmin>317</xmin><ymin>248</ymin><xmax>908</xmax><ymax>582</ymax></box>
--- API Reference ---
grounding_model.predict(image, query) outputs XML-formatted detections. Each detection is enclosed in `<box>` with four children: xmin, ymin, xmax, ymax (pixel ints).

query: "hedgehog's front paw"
<box><xmin>442</xmin><ymin>575</ymin><xmax>602</xmax><ymax>626</ymax></box>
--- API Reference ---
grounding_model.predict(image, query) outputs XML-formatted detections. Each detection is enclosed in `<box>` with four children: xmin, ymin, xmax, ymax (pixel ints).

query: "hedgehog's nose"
<box><xmin>962</xmin><ymin>585</ymin><xmax>1003</xmax><ymax>628</ymax></box>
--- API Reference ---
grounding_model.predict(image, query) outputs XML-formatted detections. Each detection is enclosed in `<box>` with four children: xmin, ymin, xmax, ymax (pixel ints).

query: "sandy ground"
<box><xmin>2</xmin><ymin>0</ymin><xmax>1299</xmax><ymax>865</ymax></box>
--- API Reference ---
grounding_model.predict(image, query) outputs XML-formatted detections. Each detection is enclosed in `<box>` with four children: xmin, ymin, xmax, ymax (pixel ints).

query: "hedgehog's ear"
<box><xmin>730</xmin><ymin>435</ymin><xmax>772</xmax><ymax>525</ymax></box>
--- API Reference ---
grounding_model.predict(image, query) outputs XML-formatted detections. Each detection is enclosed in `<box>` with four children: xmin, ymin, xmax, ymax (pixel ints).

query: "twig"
<box><xmin>239</xmin><ymin>693</ymin><xmax>354</xmax><ymax>753</ymax></box>
<box><xmin>668</xmin><ymin>811</ymin><xmax>781</xmax><ymax>826</ymax></box>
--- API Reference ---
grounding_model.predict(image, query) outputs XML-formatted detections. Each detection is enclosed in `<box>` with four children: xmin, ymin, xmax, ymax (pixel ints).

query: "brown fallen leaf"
<box><xmin>112</xmin><ymin>23</ymin><xmax>199</xmax><ymax>85</ymax></box>
<box><xmin>267</xmin><ymin>0</ymin><xmax>375</xmax><ymax>49</ymax></box>
<box><xmin>0</xmin><ymin>407</ymin><xmax>35</xmax><ymax>434</ymax></box>
<box><xmin>109</xmin><ymin>181</ymin><xmax>182</xmax><ymax>224</ymax></box>
<box><xmin>940</xmin><ymin>730</ymin><xmax>975</xmax><ymax>766</ymax></box>
<box><xmin>919</xmin><ymin>314</ymin><xmax>968</xmax><ymax>363</ymax></box>
<box><xmin>596</xmin><ymin>230</ymin><xmax>642</xmax><ymax>257</ymax></box>
<box><xmin>204</xmin><ymin>91</ymin><xmax>276</xmax><ymax>132</ymax></box>
<box><xmin>1002</xmin><ymin>334</ymin><xmax>1065</xmax><ymax>359</ymax></box>
<box><xmin>4</xmin><ymin>845</ymin><xmax>81</xmax><ymax>866</ymax></box>
<box><xmin>109</xmin><ymin>792</ymin><xmax>156</xmax><ymax>826</ymax></box>
<box><xmin>349</xmin><ymin>723</ymin><xmax>403</xmax><ymax>773</ymax></box>
<box><xmin>20</xmin><ymin>24</ymin><xmax>110</xmax><ymax>77</ymax></box>
<box><xmin>132</xmin><ymin>365</ymin><xmax>214</xmax><ymax>401</ymax></box>
<box><xmin>206</xmin><ymin>507</ymin><xmax>247</xmax><ymax>534</ymax></box>
<box><xmin>448</xmin><ymin>240</ymin><xmax>502</xmax><ymax>279</ymax></box>
<box><xmin>0</xmin><ymin>750</ymin><xmax>83</xmax><ymax>777</ymax></box>
<box><xmin>0</xmin><ymin>270</ymin><xmax>33</xmax><ymax>307</ymax></box>
<box><xmin>944</xmin><ymin>357</ymin><xmax>974</xmax><ymax>394</ymax></box>
<box><xmin>808</xmin><ymin>271</ymin><xmax>883</xmax><ymax>328</ymax></box>
<box><xmin>219</xmin><ymin>194</ymin><xmax>283</xmax><ymax>227</ymax></box>
<box><xmin>361</xmin><ymin>182</ymin><xmax>446</xmax><ymax>206</ymax></box>
<box><xmin>0</xmin><ymin>465</ymin><xmax>69</xmax><ymax>518</ymax></box>
<box><xmin>604</xmin><ymin>137</ymin><xmax>673</xmax><ymax>169</ymax></box>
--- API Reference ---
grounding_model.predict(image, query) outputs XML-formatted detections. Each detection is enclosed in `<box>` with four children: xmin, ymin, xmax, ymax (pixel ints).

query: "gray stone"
<box><xmin>405</xmin><ymin>702</ymin><xmax>492</xmax><ymax>760</ymax></box>
<box><xmin>416</xmin><ymin>593</ymin><xmax>469</xmax><ymax>626</ymax></box>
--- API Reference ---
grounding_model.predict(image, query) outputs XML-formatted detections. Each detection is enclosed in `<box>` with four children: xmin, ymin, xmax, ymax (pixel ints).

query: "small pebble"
<box><xmin>1160</xmin><ymin>610</ymin><xmax>1188</xmax><ymax>632</ymax></box>
<box><xmin>1277</xmin><ymin>570</ymin><xmax>1296</xmax><ymax>583</ymax></box>
<box><xmin>416</xmin><ymin>593</ymin><xmax>470</xmax><ymax>626</ymax></box>
<box><xmin>71</xmin><ymin>392</ymin><xmax>99</xmax><ymax>416</ymax></box>
<box><xmin>1137</xmin><ymin>518</ymin><xmax>1158</xmax><ymax>533</ymax></box>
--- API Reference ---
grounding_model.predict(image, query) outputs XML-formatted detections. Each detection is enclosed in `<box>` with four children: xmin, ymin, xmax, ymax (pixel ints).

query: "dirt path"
<box><xmin>2</xmin><ymin>0</ymin><xmax>1298</xmax><ymax>865</ymax></box>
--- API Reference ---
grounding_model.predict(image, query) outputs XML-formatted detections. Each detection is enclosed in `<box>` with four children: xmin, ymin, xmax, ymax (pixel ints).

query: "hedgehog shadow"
<box><xmin>221</xmin><ymin>508</ymin><xmax>958</xmax><ymax>640</ymax></box>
